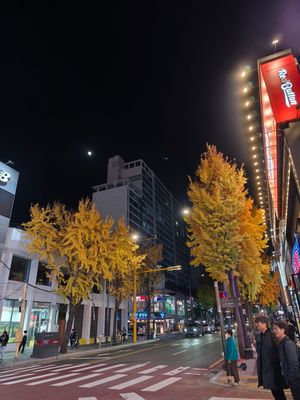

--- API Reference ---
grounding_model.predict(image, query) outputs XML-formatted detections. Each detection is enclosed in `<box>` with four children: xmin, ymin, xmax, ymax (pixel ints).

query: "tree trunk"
<box><xmin>245</xmin><ymin>297</ymin><xmax>254</xmax><ymax>331</ymax></box>
<box><xmin>228</xmin><ymin>271</ymin><xmax>245</xmax><ymax>358</ymax></box>
<box><xmin>146</xmin><ymin>295</ymin><xmax>151</xmax><ymax>340</ymax></box>
<box><xmin>113</xmin><ymin>297</ymin><xmax>122</xmax><ymax>344</ymax></box>
<box><xmin>233</xmin><ymin>276</ymin><xmax>253</xmax><ymax>359</ymax></box>
<box><xmin>60</xmin><ymin>300</ymin><xmax>81</xmax><ymax>354</ymax></box>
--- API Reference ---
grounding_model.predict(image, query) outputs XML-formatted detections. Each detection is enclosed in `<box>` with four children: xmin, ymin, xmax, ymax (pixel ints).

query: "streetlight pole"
<box><xmin>15</xmin><ymin>282</ymin><xmax>27</xmax><ymax>359</ymax></box>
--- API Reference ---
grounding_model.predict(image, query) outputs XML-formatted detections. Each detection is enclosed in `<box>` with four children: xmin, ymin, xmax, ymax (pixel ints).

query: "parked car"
<box><xmin>184</xmin><ymin>323</ymin><xmax>205</xmax><ymax>337</ymax></box>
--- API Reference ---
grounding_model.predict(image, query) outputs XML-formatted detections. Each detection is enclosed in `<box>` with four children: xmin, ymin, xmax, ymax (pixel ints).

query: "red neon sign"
<box><xmin>260</xmin><ymin>54</ymin><xmax>300</xmax><ymax>123</ymax></box>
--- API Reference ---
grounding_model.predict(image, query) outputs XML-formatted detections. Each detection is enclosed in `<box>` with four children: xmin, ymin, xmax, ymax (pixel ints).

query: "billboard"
<box><xmin>260</xmin><ymin>54</ymin><xmax>300</xmax><ymax>123</ymax></box>
<box><xmin>0</xmin><ymin>162</ymin><xmax>19</xmax><ymax>248</ymax></box>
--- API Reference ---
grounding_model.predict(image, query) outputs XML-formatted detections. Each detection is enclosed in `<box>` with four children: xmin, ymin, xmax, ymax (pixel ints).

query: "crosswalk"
<box><xmin>0</xmin><ymin>361</ymin><xmax>201</xmax><ymax>393</ymax></box>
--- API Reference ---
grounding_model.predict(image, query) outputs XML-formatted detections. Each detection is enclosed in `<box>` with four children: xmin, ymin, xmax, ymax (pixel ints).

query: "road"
<box><xmin>0</xmin><ymin>333</ymin><xmax>275</xmax><ymax>400</ymax></box>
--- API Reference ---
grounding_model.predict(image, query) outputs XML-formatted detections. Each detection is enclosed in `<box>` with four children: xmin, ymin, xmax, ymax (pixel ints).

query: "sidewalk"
<box><xmin>210</xmin><ymin>357</ymin><xmax>292</xmax><ymax>397</ymax></box>
<box><xmin>0</xmin><ymin>336</ymin><xmax>159</xmax><ymax>370</ymax></box>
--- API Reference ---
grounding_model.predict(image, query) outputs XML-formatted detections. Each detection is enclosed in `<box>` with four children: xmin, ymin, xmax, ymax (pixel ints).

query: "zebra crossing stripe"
<box><xmin>120</xmin><ymin>394</ymin><xmax>146</xmax><ymax>400</ymax></box>
<box><xmin>163</xmin><ymin>366</ymin><xmax>190</xmax><ymax>375</ymax></box>
<box><xmin>115</xmin><ymin>363</ymin><xmax>150</xmax><ymax>373</ymax></box>
<box><xmin>51</xmin><ymin>373</ymin><xmax>103</xmax><ymax>387</ymax></box>
<box><xmin>2</xmin><ymin>372</ymin><xmax>58</xmax><ymax>385</ymax></box>
<box><xmin>0</xmin><ymin>373</ymin><xmax>34</xmax><ymax>382</ymax></box>
<box><xmin>70</xmin><ymin>364</ymin><xmax>107</xmax><ymax>372</ymax></box>
<box><xmin>0</xmin><ymin>365</ymin><xmax>42</xmax><ymax>375</ymax></box>
<box><xmin>26</xmin><ymin>373</ymin><xmax>79</xmax><ymax>386</ymax></box>
<box><xmin>79</xmin><ymin>374</ymin><xmax>127</xmax><ymax>388</ymax></box>
<box><xmin>25</xmin><ymin>364</ymin><xmax>72</xmax><ymax>373</ymax></box>
<box><xmin>141</xmin><ymin>377</ymin><xmax>182</xmax><ymax>392</ymax></box>
<box><xmin>50</xmin><ymin>364</ymin><xmax>89</xmax><ymax>372</ymax></box>
<box><xmin>110</xmin><ymin>375</ymin><xmax>153</xmax><ymax>390</ymax></box>
<box><xmin>92</xmin><ymin>364</ymin><xmax>126</xmax><ymax>372</ymax></box>
<box><xmin>138</xmin><ymin>365</ymin><xmax>167</xmax><ymax>374</ymax></box>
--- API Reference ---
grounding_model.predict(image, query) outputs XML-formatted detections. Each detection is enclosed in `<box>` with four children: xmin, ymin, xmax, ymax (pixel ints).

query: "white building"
<box><xmin>0</xmin><ymin>227</ymin><xmax>128</xmax><ymax>350</ymax></box>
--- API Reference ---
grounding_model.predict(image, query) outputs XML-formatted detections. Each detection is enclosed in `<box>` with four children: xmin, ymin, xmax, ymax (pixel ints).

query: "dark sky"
<box><xmin>1</xmin><ymin>1</ymin><xmax>300</xmax><ymax>224</ymax></box>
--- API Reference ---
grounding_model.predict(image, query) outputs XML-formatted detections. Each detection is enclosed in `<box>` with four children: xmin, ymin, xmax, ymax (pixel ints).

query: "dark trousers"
<box><xmin>225</xmin><ymin>360</ymin><xmax>240</xmax><ymax>383</ymax></box>
<box><xmin>19</xmin><ymin>342</ymin><xmax>26</xmax><ymax>353</ymax></box>
<box><xmin>289</xmin><ymin>380</ymin><xmax>300</xmax><ymax>400</ymax></box>
<box><xmin>271</xmin><ymin>389</ymin><xmax>287</xmax><ymax>400</ymax></box>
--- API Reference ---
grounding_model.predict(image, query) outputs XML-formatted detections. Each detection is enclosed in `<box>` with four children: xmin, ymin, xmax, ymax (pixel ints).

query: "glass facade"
<box><xmin>28</xmin><ymin>302</ymin><xmax>58</xmax><ymax>341</ymax></box>
<box><xmin>36</xmin><ymin>262</ymin><xmax>51</xmax><ymax>286</ymax></box>
<box><xmin>0</xmin><ymin>299</ymin><xmax>22</xmax><ymax>341</ymax></box>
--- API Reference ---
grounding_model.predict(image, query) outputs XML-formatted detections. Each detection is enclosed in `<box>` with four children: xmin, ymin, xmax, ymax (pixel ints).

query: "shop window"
<box><xmin>36</xmin><ymin>262</ymin><xmax>51</xmax><ymax>286</ymax></box>
<box><xmin>9</xmin><ymin>255</ymin><xmax>31</xmax><ymax>282</ymax></box>
<box><xmin>0</xmin><ymin>299</ymin><xmax>21</xmax><ymax>341</ymax></box>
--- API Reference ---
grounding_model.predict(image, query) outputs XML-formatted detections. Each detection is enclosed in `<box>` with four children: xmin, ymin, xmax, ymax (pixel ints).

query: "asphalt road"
<box><xmin>0</xmin><ymin>333</ymin><xmax>275</xmax><ymax>400</ymax></box>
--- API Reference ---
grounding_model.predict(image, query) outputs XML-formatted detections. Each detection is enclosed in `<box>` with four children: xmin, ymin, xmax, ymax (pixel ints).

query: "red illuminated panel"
<box><xmin>260</xmin><ymin>55</ymin><xmax>300</xmax><ymax>123</ymax></box>
<box><xmin>260</xmin><ymin>74</ymin><xmax>278</xmax><ymax>215</ymax></box>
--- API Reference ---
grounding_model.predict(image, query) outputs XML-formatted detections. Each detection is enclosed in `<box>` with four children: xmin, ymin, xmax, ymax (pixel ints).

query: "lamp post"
<box><xmin>272</xmin><ymin>39</ymin><xmax>279</xmax><ymax>53</ymax></box>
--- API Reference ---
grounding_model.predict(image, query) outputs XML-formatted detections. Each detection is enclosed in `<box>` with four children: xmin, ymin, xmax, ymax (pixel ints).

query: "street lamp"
<box><xmin>182</xmin><ymin>208</ymin><xmax>190</xmax><ymax>216</ymax></box>
<box><xmin>272</xmin><ymin>39</ymin><xmax>279</xmax><ymax>53</ymax></box>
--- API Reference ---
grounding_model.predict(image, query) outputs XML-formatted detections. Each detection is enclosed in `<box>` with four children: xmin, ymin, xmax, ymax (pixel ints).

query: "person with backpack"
<box><xmin>274</xmin><ymin>321</ymin><xmax>300</xmax><ymax>400</ymax></box>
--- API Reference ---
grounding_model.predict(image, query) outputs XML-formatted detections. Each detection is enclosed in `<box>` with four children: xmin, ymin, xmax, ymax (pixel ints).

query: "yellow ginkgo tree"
<box><xmin>23</xmin><ymin>199</ymin><xmax>116</xmax><ymax>353</ymax></box>
<box><xmin>107</xmin><ymin>219</ymin><xmax>145</xmax><ymax>341</ymax></box>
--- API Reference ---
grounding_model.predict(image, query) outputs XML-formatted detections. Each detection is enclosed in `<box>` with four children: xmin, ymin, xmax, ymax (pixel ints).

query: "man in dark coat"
<box><xmin>274</xmin><ymin>320</ymin><xmax>300</xmax><ymax>400</ymax></box>
<box><xmin>255</xmin><ymin>316</ymin><xmax>287</xmax><ymax>400</ymax></box>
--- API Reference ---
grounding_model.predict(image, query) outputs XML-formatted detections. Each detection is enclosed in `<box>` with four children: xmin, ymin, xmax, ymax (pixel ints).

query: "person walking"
<box><xmin>121</xmin><ymin>327</ymin><xmax>127</xmax><ymax>343</ymax></box>
<box><xmin>224</xmin><ymin>329</ymin><xmax>240</xmax><ymax>386</ymax></box>
<box><xmin>0</xmin><ymin>330</ymin><xmax>9</xmax><ymax>361</ymax></box>
<box><xmin>19</xmin><ymin>330</ymin><xmax>27</xmax><ymax>353</ymax></box>
<box><xmin>274</xmin><ymin>321</ymin><xmax>300</xmax><ymax>400</ymax></box>
<box><xmin>255</xmin><ymin>316</ymin><xmax>287</xmax><ymax>400</ymax></box>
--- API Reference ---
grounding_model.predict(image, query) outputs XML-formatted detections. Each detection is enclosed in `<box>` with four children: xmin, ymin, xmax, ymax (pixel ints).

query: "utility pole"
<box><xmin>15</xmin><ymin>282</ymin><xmax>27</xmax><ymax>359</ymax></box>
<box><xmin>214</xmin><ymin>281</ymin><xmax>226</xmax><ymax>356</ymax></box>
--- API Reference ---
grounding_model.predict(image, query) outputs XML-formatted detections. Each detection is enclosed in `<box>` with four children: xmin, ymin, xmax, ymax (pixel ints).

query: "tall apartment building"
<box><xmin>92</xmin><ymin>155</ymin><xmax>190</xmax><ymax>295</ymax></box>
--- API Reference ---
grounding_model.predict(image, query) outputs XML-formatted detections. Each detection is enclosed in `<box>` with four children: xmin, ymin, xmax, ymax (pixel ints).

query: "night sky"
<box><xmin>1</xmin><ymin>1</ymin><xmax>300</xmax><ymax>224</ymax></box>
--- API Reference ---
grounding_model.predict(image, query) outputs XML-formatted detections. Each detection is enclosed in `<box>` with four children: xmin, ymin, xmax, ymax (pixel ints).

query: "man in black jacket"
<box><xmin>255</xmin><ymin>316</ymin><xmax>287</xmax><ymax>400</ymax></box>
<box><xmin>274</xmin><ymin>320</ymin><xmax>300</xmax><ymax>400</ymax></box>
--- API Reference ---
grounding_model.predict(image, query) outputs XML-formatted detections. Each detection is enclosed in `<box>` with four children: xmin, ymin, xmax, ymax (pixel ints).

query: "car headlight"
<box><xmin>193</xmin><ymin>328</ymin><xmax>197</xmax><ymax>332</ymax></box>
<box><xmin>184</xmin><ymin>328</ymin><xmax>187</xmax><ymax>332</ymax></box>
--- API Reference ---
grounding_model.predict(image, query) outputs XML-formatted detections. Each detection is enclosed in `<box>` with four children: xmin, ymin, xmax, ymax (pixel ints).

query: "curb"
<box><xmin>0</xmin><ymin>338</ymin><xmax>160</xmax><ymax>370</ymax></box>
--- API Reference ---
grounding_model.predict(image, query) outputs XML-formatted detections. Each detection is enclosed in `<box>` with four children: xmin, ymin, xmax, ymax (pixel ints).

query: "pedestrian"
<box><xmin>273</xmin><ymin>321</ymin><xmax>300</xmax><ymax>400</ymax></box>
<box><xmin>19</xmin><ymin>330</ymin><xmax>27</xmax><ymax>353</ymax></box>
<box><xmin>0</xmin><ymin>330</ymin><xmax>9</xmax><ymax>361</ymax></box>
<box><xmin>255</xmin><ymin>316</ymin><xmax>287</xmax><ymax>400</ymax></box>
<box><xmin>224</xmin><ymin>329</ymin><xmax>240</xmax><ymax>386</ymax></box>
<box><xmin>69</xmin><ymin>328</ymin><xmax>78</xmax><ymax>348</ymax></box>
<box><xmin>122</xmin><ymin>327</ymin><xmax>127</xmax><ymax>343</ymax></box>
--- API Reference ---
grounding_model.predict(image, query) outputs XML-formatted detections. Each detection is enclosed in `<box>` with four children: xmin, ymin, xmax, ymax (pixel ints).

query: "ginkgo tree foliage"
<box><xmin>23</xmin><ymin>199</ymin><xmax>141</xmax><ymax>353</ymax></box>
<box><xmin>186</xmin><ymin>145</ymin><xmax>269</xmax><ymax>358</ymax></box>
<box><xmin>107</xmin><ymin>219</ymin><xmax>145</xmax><ymax>341</ymax></box>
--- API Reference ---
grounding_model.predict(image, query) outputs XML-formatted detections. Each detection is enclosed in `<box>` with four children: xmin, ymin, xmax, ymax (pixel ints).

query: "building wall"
<box><xmin>0</xmin><ymin>228</ymin><xmax>128</xmax><ymax>351</ymax></box>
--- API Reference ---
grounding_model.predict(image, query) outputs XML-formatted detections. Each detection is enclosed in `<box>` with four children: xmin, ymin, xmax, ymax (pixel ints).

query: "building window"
<box><xmin>0</xmin><ymin>299</ymin><xmax>21</xmax><ymax>341</ymax></box>
<box><xmin>9</xmin><ymin>255</ymin><xmax>31</xmax><ymax>282</ymax></box>
<box><xmin>36</xmin><ymin>262</ymin><xmax>51</xmax><ymax>286</ymax></box>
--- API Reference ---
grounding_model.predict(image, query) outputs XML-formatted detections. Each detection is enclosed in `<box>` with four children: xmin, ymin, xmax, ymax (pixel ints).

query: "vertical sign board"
<box><xmin>0</xmin><ymin>162</ymin><xmax>19</xmax><ymax>249</ymax></box>
<box><xmin>258</xmin><ymin>52</ymin><xmax>300</xmax><ymax>216</ymax></box>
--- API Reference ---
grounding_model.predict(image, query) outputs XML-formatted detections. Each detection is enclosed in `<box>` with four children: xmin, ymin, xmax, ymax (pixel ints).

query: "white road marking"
<box><xmin>208</xmin><ymin>398</ymin><xmax>267</xmax><ymax>400</ymax></box>
<box><xmin>163</xmin><ymin>366</ymin><xmax>190</xmax><ymax>375</ymax></box>
<box><xmin>51</xmin><ymin>363</ymin><xmax>89</xmax><ymax>372</ymax></box>
<box><xmin>172</xmin><ymin>349</ymin><xmax>187</xmax><ymax>355</ymax></box>
<box><xmin>142</xmin><ymin>377</ymin><xmax>182</xmax><ymax>392</ymax></box>
<box><xmin>26</xmin><ymin>364</ymin><xmax>72</xmax><ymax>373</ymax></box>
<box><xmin>78</xmin><ymin>398</ymin><xmax>98</xmax><ymax>400</ymax></box>
<box><xmin>79</xmin><ymin>373</ymin><xmax>127</xmax><ymax>388</ymax></box>
<box><xmin>92</xmin><ymin>363</ymin><xmax>126</xmax><ymax>372</ymax></box>
<box><xmin>52</xmin><ymin>373</ymin><xmax>103</xmax><ymax>387</ymax></box>
<box><xmin>26</xmin><ymin>373</ymin><xmax>79</xmax><ymax>386</ymax></box>
<box><xmin>0</xmin><ymin>365</ymin><xmax>42</xmax><ymax>375</ymax></box>
<box><xmin>170</xmin><ymin>343</ymin><xmax>181</xmax><ymax>346</ymax></box>
<box><xmin>115</xmin><ymin>363</ymin><xmax>150</xmax><ymax>373</ymax></box>
<box><xmin>138</xmin><ymin>365</ymin><xmax>167</xmax><ymax>374</ymax></box>
<box><xmin>0</xmin><ymin>373</ymin><xmax>34</xmax><ymax>382</ymax></box>
<box><xmin>70</xmin><ymin>364</ymin><xmax>107</xmax><ymax>372</ymax></box>
<box><xmin>110</xmin><ymin>375</ymin><xmax>153</xmax><ymax>390</ymax></box>
<box><xmin>120</xmin><ymin>393</ymin><xmax>146</xmax><ymax>400</ymax></box>
<box><xmin>2</xmin><ymin>372</ymin><xmax>58</xmax><ymax>385</ymax></box>
<box><xmin>183</xmin><ymin>372</ymin><xmax>202</xmax><ymax>376</ymax></box>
